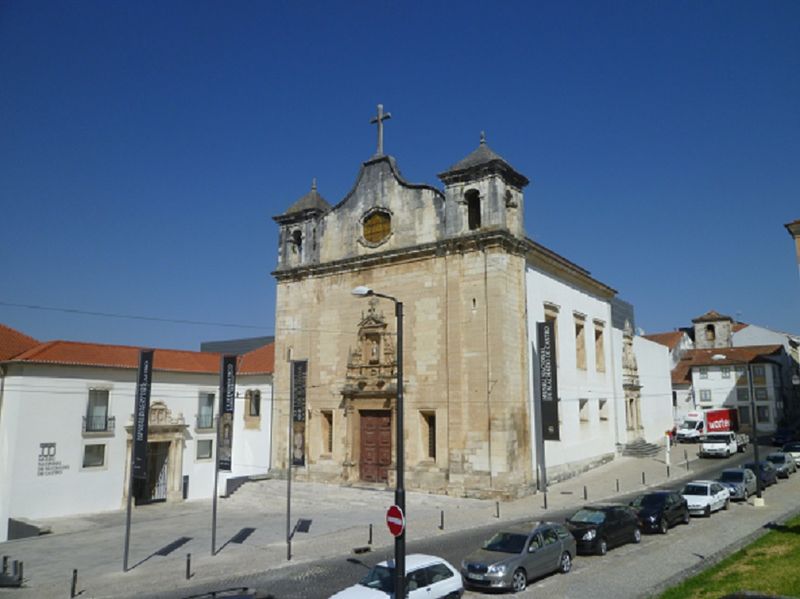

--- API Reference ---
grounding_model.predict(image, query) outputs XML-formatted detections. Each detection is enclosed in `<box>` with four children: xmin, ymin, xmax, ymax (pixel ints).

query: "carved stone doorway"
<box><xmin>359</xmin><ymin>410</ymin><xmax>391</xmax><ymax>483</ymax></box>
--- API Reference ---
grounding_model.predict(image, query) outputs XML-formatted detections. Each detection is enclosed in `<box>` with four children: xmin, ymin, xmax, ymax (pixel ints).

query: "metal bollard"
<box><xmin>642</xmin><ymin>472</ymin><xmax>646</xmax><ymax>485</ymax></box>
<box><xmin>543</xmin><ymin>492</ymin><xmax>548</xmax><ymax>510</ymax></box>
<box><xmin>616</xmin><ymin>479</ymin><xmax>620</xmax><ymax>493</ymax></box>
<box><xmin>186</xmin><ymin>553</ymin><xmax>191</xmax><ymax>580</ymax></box>
<box><xmin>684</xmin><ymin>449</ymin><xmax>688</xmax><ymax>462</ymax></box>
<box><xmin>368</xmin><ymin>523</ymin><xmax>373</xmax><ymax>545</ymax></box>
<box><xmin>583</xmin><ymin>485</ymin><xmax>588</xmax><ymax>500</ymax></box>
<box><xmin>439</xmin><ymin>510</ymin><xmax>444</xmax><ymax>530</ymax></box>
<box><xmin>17</xmin><ymin>561</ymin><xmax>22</xmax><ymax>583</ymax></box>
<box><xmin>685</xmin><ymin>458</ymin><xmax>690</xmax><ymax>471</ymax></box>
<box><xmin>667</xmin><ymin>465</ymin><xmax>671</xmax><ymax>478</ymax></box>
<box><xmin>495</xmin><ymin>502</ymin><xmax>500</xmax><ymax>518</ymax></box>
<box><xmin>71</xmin><ymin>569</ymin><xmax>78</xmax><ymax>597</ymax></box>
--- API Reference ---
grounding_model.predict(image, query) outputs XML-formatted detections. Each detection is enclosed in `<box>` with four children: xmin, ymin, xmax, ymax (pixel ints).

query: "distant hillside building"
<box><xmin>270</xmin><ymin>115</ymin><xmax>672</xmax><ymax>497</ymax></box>
<box><xmin>0</xmin><ymin>324</ymin><xmax>274</xmax><ymax>542</ymax></box>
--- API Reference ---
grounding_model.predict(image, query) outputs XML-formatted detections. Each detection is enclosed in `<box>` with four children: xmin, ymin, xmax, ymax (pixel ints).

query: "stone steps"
<box><xmin>621</xmin><ymin>438</ymin><xmax>661</xmax><ymax>458</ymax></box>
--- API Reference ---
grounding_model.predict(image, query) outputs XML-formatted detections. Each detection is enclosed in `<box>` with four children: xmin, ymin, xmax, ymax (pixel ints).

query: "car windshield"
<box><xmin>766</xmin><ymin>455</ymin><xmax>784</xmax><ymax>464</ymax></box>
<box><xmin>683</xmin><ymin>484</ymin><xmax>708</xmax><ymax>496</ymax></box>
<box><xmin>359</xmin><ymin>565</ymin><xmax>394</xmax><ymax>592</ymax></box>
<box><xmin>681</xmin><ymin>419</ymin><xmax>699</xmax><ymax>429</ymax></box>
<box><xmin>704</xmin><ymin>434</ymin><xmax>729</xmax><ymax>443</ymax></box>
<box><xmin>568</xmin><ymin>509</ymin><xmax>606</xmax><ymax>524</ymax></box>
<box><xmin>631</xmin><ymin>494</ymin><xmax>665</xmax><ymax>508</ymax></box>
<box><xmin>719</xmin><ymin>471</ymin><xmax>743</xmax><ymax>482</ymax></box>
<box><xmin>482</xmin><ymin>532</ymin><xmax>528</xmax><ymax>554</ymax></box>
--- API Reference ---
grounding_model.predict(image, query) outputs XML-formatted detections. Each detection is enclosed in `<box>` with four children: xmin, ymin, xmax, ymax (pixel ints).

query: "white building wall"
<box><xmin>633</xmin><ymin>336</ymin><xmax>673</xmax><ymax>443</ymax></box>
<box><xmin>0</xmin><ymin>363</ymin><xmax>272</xmax><ymax>542</ymax></box>
<box><xmin>526</xmin><ymin>265</ymin><xmax>618</xmax><ymax>477</ymax></box>
<box><xmin>690</xmin><ymin>363</ymin><xmax>780</xmax><ymax>433</ymax></box>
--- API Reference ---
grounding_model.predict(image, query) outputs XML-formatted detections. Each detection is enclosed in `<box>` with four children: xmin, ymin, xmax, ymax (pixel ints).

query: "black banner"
<box><xmin>537</xmin><ymin>322</ymin><xmax>560</xmax><ymax>441</ymax></box>
<box><xmin>291</xmin><ymin>360</ymin><xmax>307</xmax><ymax>466</ymax></box>
<box><xmin>218</xmin><ymin>355</ymin><xmax>237</xmax><ymax>471</ymax></box>
<box><xmin>132</xmin><ymin>350</ymin><xmax>154</xmax><ymax>480</ymax></box>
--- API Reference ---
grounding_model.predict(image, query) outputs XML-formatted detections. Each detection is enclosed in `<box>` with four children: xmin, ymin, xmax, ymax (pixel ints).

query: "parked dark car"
<box><xmin>766</xmin><ymin>452</ymin><xmax>797</xmax><ymax>478</ymax></box>
<box><xmin>629</xmin><ymin>491</ymin><xmax>690</xmax><ymax>534</ymax></box>
<box><xmin>460</xmin><ymin>521</ymin><xmax>576</xmax><ymax>592</ymax></box>
<box><xmin>718</xmin><ymin>468</ymin><xmax>758</xmax><ymax>500</ymax></box>
<box><xmin>564</xmin><ymin>504</ymin><xmax>641</xmax><ymax>555</ymax></box>
<box><xmin>743</xmin><ymin>461</ymin><xmax>779</xmax><ymax>487</ymax></box>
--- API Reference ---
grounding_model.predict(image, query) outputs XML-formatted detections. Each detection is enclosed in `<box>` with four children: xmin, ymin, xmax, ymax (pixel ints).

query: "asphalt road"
<box><xmin>130</xmin><ymin>449</ymin><xmax>795</xmax><ymax>599</ymax></box>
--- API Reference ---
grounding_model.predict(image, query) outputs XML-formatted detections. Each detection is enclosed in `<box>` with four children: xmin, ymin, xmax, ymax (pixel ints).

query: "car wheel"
<box><xmin>659</xmin><ymin>518</ymin><xmax>668</xmax><ymax>534</ymax></box>
<box><xmin>598</xmin><ymin>538</ymin><xmax>608</xmax><ymax>556</ymax></box>
<box><xmin>723</xmin><ymin>498</ymin><xmax>729</xmax><ymax>511</ymax></box>
<box><xmin>511</xmin><ymin>568</ymin><xmax>527</xmax><ymax>592</ymax></box>
<box><xmin>633</xmin><ymin>528</ymin><xmax>642</xmax><ymax>543</ymax></box>
<box><xmin>682</xmin><ymin>511</ymin><xmax>690</xmax><ymax>525</ymax></box>
<box><xmin>559</xmin><ymin>551</ymin><xmax>572</xmax><ymax>574</ymax></box>
<box><xmin>704</xmin><ymin>505</ymin><xmax>711</xmax><ymax>518</ymax></box>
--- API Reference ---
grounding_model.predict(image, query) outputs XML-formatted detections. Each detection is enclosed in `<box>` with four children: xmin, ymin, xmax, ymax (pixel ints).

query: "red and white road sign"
<box><xmin>386</xmin><ymin>504</ymin><xmax>405</xmax><ymax>537</ymax></box>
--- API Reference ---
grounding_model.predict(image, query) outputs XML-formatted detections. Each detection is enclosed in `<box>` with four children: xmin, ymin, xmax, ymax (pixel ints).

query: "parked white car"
<box><xmin>782</xmin><ymin>442</ymin><xmax>800</xmax><ymax>466</ymax></box>
<box><xmin>329</xmin><ymin>553</ymin><xmax>463</xmax><ymax>599</ymax></box>
<box><xmin>681</xmin><ymin>480</ymin><xmax>730</xmax><ymax>517</ymax></box>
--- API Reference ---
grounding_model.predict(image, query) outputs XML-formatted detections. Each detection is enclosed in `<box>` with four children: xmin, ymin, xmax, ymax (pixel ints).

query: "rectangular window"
<box><xmin>321</xmin><ymin>410</ymin><xmax>333</xmax><ymax>454</ymax></box>
<box><xmin>598</xmin><ymin>399</ymin><xmax>609</xmax><ymax>421</ymax></box>
<box><xmin>755</xmin><ymin>388</ymin><xmax>768</xmax><ymax>401</ymax></box>
<box><xmin>82</xmin><ymin>444</ymin><xmax>105</xmax><ymax>468</ymax></box>
<box><xmin>739</xmin><ymin>406</ymin><xmax>751</xmax><ymax>425</ymax></box>
<box><xmin>699</xmin><ymin>367</ymin><xmax>708</xmax><ymax>379</ymax></box>
<box><xmin>735</xmin><ymin>366</ymin><xmax>747</xmax><ymax>386</ymax></box>
<box><xmin>248</xmin><ymin>390</ymin><xmax>261</xmax><ymax>417</ymax></box>
<box><xmin>594</xmin><ymin>323</ymin><xmax>605</xmax><ymax>373</ymax></box>
<box><xmin>737</xmin><ymin>388</ymin><xmax>749</xmax><ymax>402</ymax></box>
<box><xmin>575</xmin><ymin>317</ymin><xmax>586</xmax><ymax>371</ymax></box>
<box><xmin>197</xmin><ymin>439</ymin><xmax>213</xmax><ymax>460</ymax></box>
<box><xmin>544</xmin><ymin>304</ymin><xmax>559</xmax><ymax>364</ymax></box>
<box><xmin>757</xmin><ymin>405</ymin><xmax>770</xmax><ymax>423</ymax></box>
<box><xmin>86</xmin><ymin>389</ymin><xmax>109</xmax><ymax>432</ymax></box>
<box><xmin>198</xmin><ymin>392</ymin><xmax>215</xmax><ymax>429</ymax></box>
<box><xmin>421</xmin><ymin>411</ymin><xmax>436</xmax><ymax>460</ymax></box>
<box><xmin>579</xmin><ymin>399</ymin><xmax>589</xmax><ymax>423</ymax></box>
<box><xmin>721</xmin><ymin>367</ymin><xmax>731</xmax><ymax>379</ymax></box>
<box><xmin>752</xmin><ymin>365</ymin><xmax>766</xmax><ymax>385</ymax></box>
<box><xmin>699</xmin><ymin>389</ymin><xmax>712</xmax><ymax>403</ymax></box>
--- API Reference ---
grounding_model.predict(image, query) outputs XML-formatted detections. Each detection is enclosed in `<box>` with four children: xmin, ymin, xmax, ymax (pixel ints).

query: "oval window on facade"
<box><xmin>363</xmin><ymin>211</ymin><xmax>391</xmax><ymax>244</ymax></box>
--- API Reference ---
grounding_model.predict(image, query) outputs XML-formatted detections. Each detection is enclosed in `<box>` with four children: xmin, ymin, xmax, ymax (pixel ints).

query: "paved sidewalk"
<box><xmin>0</xmin><ymin>446</ymin><xmax>729</xmax><ymax>598</ymax></box>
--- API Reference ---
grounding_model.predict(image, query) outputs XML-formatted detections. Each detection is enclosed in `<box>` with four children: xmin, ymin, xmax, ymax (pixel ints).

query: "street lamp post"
<box><xmin>352</xmin><ymin>286</ymin><xmax>405</xmax><ymax>599</ymax></box>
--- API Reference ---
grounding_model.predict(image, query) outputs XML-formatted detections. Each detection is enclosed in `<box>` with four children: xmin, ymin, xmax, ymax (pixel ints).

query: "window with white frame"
<box><xmin>699</xmin><ymin>367</ymin><xmax>708</xmax><ymax>379</ymax></box>
<box><xmin>699</xmin><ymin>389</ymin><xmax>712</xmax><ymax>403</ymax></box>
<box><xmin>755</xmin><ymin>388</ymin><xmax>768</xmax><ymax>401</ymax></box>
<box><xmin>737</xmin><ymin>388</ymin><xmax>749</xmax><ymax>402</ymax></box>
<box><xmin>721</xmin><ymin>366</ymin><xmax>730</xmax><ymax>379</ymax></box>
<box><xmin>739</xmin><ymin>406</ymin><xmax>750</xmax><ymax>425</ymax></box>
<box><xmin>198</xmin><ymin>392</ymin><xmax>215</xmax><ymax>429</ymax></box>
<box><xmin>756</xmin><ymin>405</ymin><xmax>770</xmax><ymax>423</ymax></box>
<box><xmin>82</xmin><ymin>444</ymin><xmax>105</xmax><ymax>468</ymax></box>
<box><xmin>247</xmin><ymin>390</ymin><xmax>261</xmax><ymax>417</ymax></box>
<box><xmin>86</xmin><ymin>389</ymin><xmax>109</xmax><ymax>432</ymax></box>
<box><xmin>197</xmin><ymin>439</ymin><xmax>213</xmax><ymax>460</ymax></box>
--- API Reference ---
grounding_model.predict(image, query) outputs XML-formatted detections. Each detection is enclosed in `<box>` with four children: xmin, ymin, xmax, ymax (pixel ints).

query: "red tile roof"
<box><xmin>670</xmin><ymin>345</ymin><xmax>784</xmax><ymax>386</ymax></box>
<box><xmin>643</xmin><ymin>331</ymin><xmax>685</xmax><ymax>351</ymax></box>
<box><xmin>732</xmin><ymin>322</ymin><xmax>749</xmax><ymax>333</ymax></box>
<box><xmin>239</xmin><ymin>342</ymin><xmax>275</xmax><ymax>375</ymax></box>
<box><xmin>0</xmin><ymin>324</ymin><xmax>40</xmax><ymax>361</ymax></box>
<box><xmin>8</xmin><ymin>339</ymin><xmax>275</xmax><ymax>375</ymax></box>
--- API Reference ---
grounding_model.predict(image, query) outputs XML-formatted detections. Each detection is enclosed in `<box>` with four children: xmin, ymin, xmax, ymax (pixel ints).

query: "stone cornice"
<box><xmin>272</xmin><ymin>229</ymin><xmax>617</xmax><ymax>299</ymax></box>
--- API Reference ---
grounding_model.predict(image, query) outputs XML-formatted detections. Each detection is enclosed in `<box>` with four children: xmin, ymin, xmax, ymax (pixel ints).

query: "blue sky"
<box><xmin>1</xmin><ymin>1</ymin><xmax>798</xmax><ymax>350</ymax></box>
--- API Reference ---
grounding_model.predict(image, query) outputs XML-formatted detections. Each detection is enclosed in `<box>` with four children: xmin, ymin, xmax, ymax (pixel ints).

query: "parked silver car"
<box><xmin>766</xmin><ymin>452</ymin><xmax>797</xmax><ymax>478</ymax></box>
<box><xmin>718</xmin><ymin>468</ymin><xmax>757</xmax><ymax>500</ymax></box>
<box><xmin>461</xmin><ymin>521</ymin><xmax>576</xmax><ymax>592</ymax></box>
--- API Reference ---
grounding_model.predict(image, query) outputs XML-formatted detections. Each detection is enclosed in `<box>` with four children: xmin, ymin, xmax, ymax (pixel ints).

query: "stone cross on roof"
<box><xmin>370</xmin><ymin>104</ymin><xmax>391</xmax><ymax>156</ymax></box>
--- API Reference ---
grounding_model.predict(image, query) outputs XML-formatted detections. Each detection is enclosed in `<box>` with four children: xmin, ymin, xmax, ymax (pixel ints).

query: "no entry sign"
<box><xmin>386</xmin><ymin>504</ymin><xmax>405</xmax><ymax>537</ymax></box>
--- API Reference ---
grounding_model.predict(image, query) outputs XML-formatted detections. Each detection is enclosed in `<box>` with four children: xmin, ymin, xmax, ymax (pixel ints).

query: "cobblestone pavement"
<box><xmin>0</xmin><ymin>446</ymin><xmax>785</xmax><ymax>598</ymax></box>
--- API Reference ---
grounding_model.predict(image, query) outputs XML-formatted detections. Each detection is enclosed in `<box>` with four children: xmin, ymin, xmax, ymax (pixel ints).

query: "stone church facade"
<box><xmin>271</xmin><ymin>114</ymin><xmax>672</xmax><ymax>498</ymax></box>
